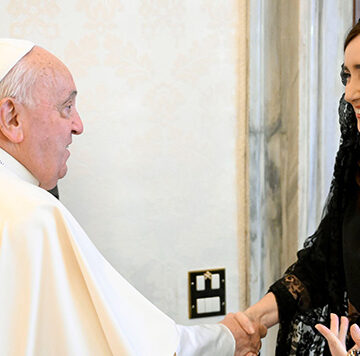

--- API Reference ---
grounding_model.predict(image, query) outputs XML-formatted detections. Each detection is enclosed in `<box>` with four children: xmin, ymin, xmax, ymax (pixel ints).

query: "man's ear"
<box><xmin>0</xmin><ymin>98</ymin><xmax>24</xmax><ymax>143</ymax></box>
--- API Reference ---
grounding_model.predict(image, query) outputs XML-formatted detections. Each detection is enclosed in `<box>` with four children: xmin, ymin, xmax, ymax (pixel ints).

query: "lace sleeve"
<box><xmin>281</xmin><ymin>274</ymin><xmax>311</xmax><ymax>309</ymax></box>
<box><xmin>269</xmin><ymin>272</ymin><xmax>312</xmax><ymax>325</ymax></box>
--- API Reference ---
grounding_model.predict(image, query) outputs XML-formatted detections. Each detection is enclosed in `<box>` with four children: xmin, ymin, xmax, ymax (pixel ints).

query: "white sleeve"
<box><xmin>175</xmin><ymin>323</ymin><xmax>235</xmax><ymax>356</ymax></box>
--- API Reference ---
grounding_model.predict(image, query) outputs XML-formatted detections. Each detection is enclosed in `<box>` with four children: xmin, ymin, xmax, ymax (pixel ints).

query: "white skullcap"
<box><xmin>0</xmin><ymin>38</ymin><xmax>34</xmax><ymax>83</ymax></box>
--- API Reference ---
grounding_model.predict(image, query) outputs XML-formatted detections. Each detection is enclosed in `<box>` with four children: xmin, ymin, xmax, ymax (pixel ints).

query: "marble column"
<box><xmin>249</xmin><ymin>0</ymin><xmax>300</xmax><ymax>305</ymax></box>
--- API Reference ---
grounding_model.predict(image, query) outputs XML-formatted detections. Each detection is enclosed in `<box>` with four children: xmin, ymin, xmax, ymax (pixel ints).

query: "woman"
<box><xmin>241</xmin><ymin>20</ymin><xmax>360</xmax><ymax>355</ymax></box>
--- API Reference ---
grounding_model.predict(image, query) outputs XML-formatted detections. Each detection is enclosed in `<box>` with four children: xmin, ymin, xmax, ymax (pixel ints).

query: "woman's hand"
<box><xmin>315</xmin><ymin>313</ymin><xmax>349</xmax><ymax>356</ymax></box>
<box><xmin>315</xmin><ymin>313</ymin><xmax>360</xmax><ymax>356</ymax></box>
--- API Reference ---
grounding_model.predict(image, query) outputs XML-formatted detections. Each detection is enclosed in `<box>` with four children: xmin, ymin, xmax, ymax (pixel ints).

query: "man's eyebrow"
<box><xmin>61</xmin><ymin>90</ymin><xmax>77</xmax><ymax>105</ymax></box>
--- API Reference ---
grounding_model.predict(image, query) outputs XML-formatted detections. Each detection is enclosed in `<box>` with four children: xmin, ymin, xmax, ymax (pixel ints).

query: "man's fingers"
<box><xmin>245</xmin><ymin>345</ymin><xmax>261</xmax><ymax>356</ymax></box>
<box><xmin>220</xmin><ymin>311</ymin><xmax>267</xmax><ymax>356</ymax></box>
<box><xmin>351</xmin><ymin>324</ymin><xmax>360</xmax><ymax>346</ymax></box>
<box><xmin>245</xmin><ymin>340</ymin><xmax>261</xmax><ymax>356</ymax></box>
<box><xmin>234</xmin><ymin>312</ymin><xmax>255</xmax><ymax>334</ymax></box>
<box><xmin>339</xmin><ymin>316</ymin><xmax>349</xmax><ymax>345</ymax></box>
<box><xmin>259</xmin><ymin>323</ymin><xmax>267</xmax><ymax>338</ymax></box>
<box><xmin>220</xmin><ymin>312</ymin><xmax>263</xmax><ymax>356</ymax></box>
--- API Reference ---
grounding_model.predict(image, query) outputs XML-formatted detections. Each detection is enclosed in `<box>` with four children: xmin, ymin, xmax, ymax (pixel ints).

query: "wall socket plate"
<box><xmin>188</xmin><ymin>268</ymin><xmax>226</xmax><ymax>319</ymax></box>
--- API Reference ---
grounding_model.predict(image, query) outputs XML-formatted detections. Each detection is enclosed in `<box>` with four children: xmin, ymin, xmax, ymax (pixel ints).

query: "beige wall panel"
<box><xmin>0</xmin><ymin>0</ymin><xmax>249</xmax><ymax>325</ymax></box>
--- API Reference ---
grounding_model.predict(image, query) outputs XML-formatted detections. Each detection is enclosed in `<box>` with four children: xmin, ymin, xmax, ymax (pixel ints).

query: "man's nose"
<box><xmin>71</xmin><ymin>111</ymin><xmax>84</xmax><ymax>135</ymax></box>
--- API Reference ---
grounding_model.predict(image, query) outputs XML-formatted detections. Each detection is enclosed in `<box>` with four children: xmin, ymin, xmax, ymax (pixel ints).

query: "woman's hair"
<box><xmin>0</xmin><ymin>49</ymin><xmax>37</xmax><ymax>106</ymax></box>
<box><xmin>344</xmin><ymin>21</ymin><xmax>360</xmax><ymax>51</ymax></box>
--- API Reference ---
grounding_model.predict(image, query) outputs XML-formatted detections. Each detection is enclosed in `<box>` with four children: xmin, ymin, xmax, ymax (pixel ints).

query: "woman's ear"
<box><xmin>0</xmin><ymin>98</ymin><xmax>24</xmax><ymax>143</ymax></box>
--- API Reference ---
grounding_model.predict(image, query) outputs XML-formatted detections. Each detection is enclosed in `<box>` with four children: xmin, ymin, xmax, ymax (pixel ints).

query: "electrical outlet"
<box><xmin>188</xmin><ymin>268</ymin><xmax>225</xmax><ymax>319</ymax></box>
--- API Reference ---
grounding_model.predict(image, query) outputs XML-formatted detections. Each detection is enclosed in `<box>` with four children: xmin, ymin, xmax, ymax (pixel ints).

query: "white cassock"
<box><xmin>0</xmin><ymin>148</ymin><xmax>235</xmax><ymax>355</ymax></box>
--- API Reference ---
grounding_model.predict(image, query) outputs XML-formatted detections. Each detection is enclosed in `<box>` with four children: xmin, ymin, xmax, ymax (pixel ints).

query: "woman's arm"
<box><xmin>244</xmin><ymin>292</ymin><xmax>279</xmax><ymax>328</ymax></box>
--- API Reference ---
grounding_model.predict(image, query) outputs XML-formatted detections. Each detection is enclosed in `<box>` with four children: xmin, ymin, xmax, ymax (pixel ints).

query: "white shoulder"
<box><xmin>0</xmin><ymin>170</ymin><xmax>64</xmax><ymax>226</ymax></box>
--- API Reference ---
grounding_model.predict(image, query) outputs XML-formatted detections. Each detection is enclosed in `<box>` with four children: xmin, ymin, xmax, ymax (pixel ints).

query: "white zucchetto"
<box><xmin>0</xmin><ymin>39</ymin><xmax>34</xmax><ymax>83</ymax></box>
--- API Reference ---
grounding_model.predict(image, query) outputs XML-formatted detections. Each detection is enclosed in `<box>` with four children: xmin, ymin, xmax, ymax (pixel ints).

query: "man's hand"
<box><xmin>220</xmin><ymin>312</ymin><xmax>267</xmax><ymax>356</ymax></box>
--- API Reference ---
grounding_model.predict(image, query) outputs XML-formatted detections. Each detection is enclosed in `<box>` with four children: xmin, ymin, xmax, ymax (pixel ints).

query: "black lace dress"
<box><xmin>268</xmin><ymin>94</ymin><xmax>360</xmax><ymax>355</ymax></box>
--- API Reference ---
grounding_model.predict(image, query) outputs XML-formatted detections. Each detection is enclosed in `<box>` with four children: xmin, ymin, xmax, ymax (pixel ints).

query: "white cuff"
<box><xmin>175</xmin><ymin>323</ymin><xmax>235</xmax><ymax>356</ymax></box>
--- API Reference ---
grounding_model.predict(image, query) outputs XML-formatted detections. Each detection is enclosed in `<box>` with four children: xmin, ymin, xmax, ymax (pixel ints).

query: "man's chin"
<box><xmin>39</xmin><ymin>166</ymin><xmax>67</xmax><ymax>190</ymax></box>
<box><xmin>59</xmin><ymin>165</ymin><xmax>68</xmax><ymax>179</ymax></box>
<box><xmin>60</xmin><ymin>171</ymin><xmax>67</xmax><ymax>179</ymax></box>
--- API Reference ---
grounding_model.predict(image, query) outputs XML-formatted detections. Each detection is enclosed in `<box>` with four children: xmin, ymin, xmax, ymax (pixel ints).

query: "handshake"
<box><xmin>218</xmin><ymin>292</ymin><xmax>278</xmax><ymax>356</ymax></box>
<box><xmin>220</xmin><ymin>311</ymin><xmax>268</xmax><ymax>356</ymax></box>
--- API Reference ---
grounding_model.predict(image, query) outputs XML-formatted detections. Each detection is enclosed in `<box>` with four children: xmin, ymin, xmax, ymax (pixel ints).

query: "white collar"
<box><xmin>0</xmin><ymin>148</ymin><xmax>39</xmax><ymax>186</ymax></box>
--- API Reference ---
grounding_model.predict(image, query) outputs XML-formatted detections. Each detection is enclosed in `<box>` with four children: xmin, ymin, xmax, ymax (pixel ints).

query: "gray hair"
<box><xmin>0</xmin><ymin>50</ymin><xmax>37</xmax><ymax>106</ymax></box>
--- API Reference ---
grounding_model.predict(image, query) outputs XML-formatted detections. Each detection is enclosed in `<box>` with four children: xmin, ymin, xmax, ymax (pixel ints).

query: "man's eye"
<box><xmin>60</xmin><ymin>104</ymin><xmax>72</xmax><ymax>117</ymax></box>
<box><xmin>63</xmin><ymin>104</ymin><xmax>72</xmax><ymax>113</ymax></box>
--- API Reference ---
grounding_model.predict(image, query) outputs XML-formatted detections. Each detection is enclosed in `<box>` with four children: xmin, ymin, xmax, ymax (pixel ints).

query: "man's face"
<box><xmin>19</xmin><ymin>47</ymin><xmax>83</xmax><ymax>190</ymax></box>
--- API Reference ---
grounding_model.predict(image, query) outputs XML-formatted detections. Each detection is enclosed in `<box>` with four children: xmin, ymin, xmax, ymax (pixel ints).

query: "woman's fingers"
<box><xmin>315</xmin><ymin>315</ymin><xmax>360</xmax><ymax>356</ymax></box>
<box><xmin>315</xmin><ymin>318</ymin><xmax>348</xmax><ymax>356</ymax></box>
<box><xmin>330</xmin><ymin>313</ymin><xmax>340</xmax><ymax>337</ymax></box>
<box><xmin>315</xmin><ymin>323</ymin><xmax>331</xmax><ymax>338</ymax></box>
<box><xmin>351</xmin><ymin>324</ymin><xmax>360</xmax><ymax>346</ymax></box>
<box><xmin>339</xmin><ymin>316</ymin><xmax>349</xmax><ymax>345</ymax></box>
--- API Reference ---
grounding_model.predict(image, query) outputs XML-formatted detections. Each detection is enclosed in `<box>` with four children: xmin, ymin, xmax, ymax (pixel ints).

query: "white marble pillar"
<box><xmin>249</xmin><ymin>0</ymin><xmax>300</xmax><ymax>305</ymax></box>
<box><xmin>298</xmin><ymin>1</ymin><xmax>352</xmax><ymax>246</ymax></box>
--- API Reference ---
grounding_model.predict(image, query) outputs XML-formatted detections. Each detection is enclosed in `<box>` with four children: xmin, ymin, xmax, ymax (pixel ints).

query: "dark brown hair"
<box><xmin>344</xmin><ymin>21</ymin><xmax>360</xmax><ymax>51</ymax></box>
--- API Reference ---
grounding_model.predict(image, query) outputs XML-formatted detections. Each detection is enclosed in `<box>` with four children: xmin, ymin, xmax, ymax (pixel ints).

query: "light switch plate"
<box><xmin>188</xmin><ymin>268</ymin><xmax>225</xmax><ymax>319</ymax></box>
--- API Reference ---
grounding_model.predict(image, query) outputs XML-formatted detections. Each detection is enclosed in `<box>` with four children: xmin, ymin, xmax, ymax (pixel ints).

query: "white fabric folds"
<box><xmin>0</xmin><ymin>39</ymin><xmax>34</xmax><ymax>82</ymax></box>
<box><xmin>0</xmin><ymin>149</ymin><xmax>179</xmax><ymax>356</ymax></box>
<box><xmin>0</xmin><ymin>148</ymin><xmax>236</xmax><ymax>356</ymax></box>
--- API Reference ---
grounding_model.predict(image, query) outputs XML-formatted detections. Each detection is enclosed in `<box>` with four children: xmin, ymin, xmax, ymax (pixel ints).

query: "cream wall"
<box><xmin>0</xmin><ymin>0</ymin><xmax>248</xmax><ymax>325</ymax></box>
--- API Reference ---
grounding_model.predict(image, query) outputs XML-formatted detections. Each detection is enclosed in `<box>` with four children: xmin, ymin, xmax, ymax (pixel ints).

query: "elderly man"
<box><xmin>0</xmin><ymin>39</ymin><xmax>265</xmax><ymax>356</ymax></box>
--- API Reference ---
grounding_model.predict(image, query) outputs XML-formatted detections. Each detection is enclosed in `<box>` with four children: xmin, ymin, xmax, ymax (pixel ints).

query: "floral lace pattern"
<box><xmin>286</xmin><ymin>306</ymin><xmax>328</xmax><ymax>356</ymax></box>
<box><xmin>282</xmin><ymin>275</ymin><xmax>311</xmax><ymax>311</ymax></box>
